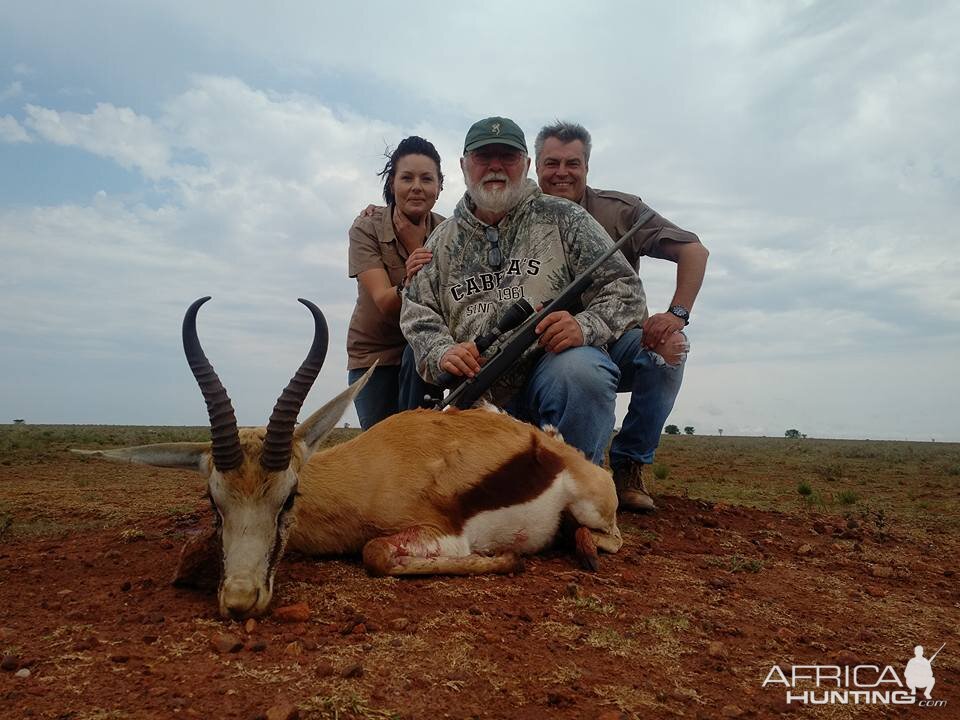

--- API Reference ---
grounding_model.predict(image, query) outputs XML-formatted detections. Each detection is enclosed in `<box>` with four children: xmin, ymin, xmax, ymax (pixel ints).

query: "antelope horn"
<box><xmin>261</xmin><ymin>299</ymin><xmax>329</xmax><ymax>471</ymax></box>
<box><xmin>182</xmin><ymin>297</ymin><xmax>243</xmax><ymax>472</ymax></box>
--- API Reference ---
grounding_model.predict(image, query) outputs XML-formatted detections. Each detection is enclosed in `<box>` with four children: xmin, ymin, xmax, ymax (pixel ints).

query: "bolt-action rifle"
<box><xmin>435</xmin><ymin>209</ymin><xmax>655</xmax><ymax>410</ymax></box>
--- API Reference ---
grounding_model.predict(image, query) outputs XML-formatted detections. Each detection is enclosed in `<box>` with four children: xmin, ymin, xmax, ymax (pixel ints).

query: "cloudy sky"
<box><xmin>1</xmin><ymin>1</ymin><xmax>957</xmax><ymax>441</ymax></box>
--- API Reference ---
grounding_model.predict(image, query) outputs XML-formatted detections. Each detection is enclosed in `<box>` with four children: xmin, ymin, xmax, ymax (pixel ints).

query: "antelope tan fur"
<box><xmin>75</xmin><ymin>297</ymin><xmax>622</xmax><ymax>619</ymax></box>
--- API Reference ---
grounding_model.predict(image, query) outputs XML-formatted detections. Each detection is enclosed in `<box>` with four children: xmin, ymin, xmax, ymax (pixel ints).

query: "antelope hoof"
<box><xmin>574</xmin><ymin>526</ymin><xmax>600</xmax><ymax>572</ymax></box>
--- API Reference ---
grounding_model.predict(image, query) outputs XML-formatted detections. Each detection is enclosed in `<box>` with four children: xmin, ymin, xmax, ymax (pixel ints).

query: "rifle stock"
<box><xmin>438</xmin><ymin>209</ymin><xmax>654</xmax><ymax>410</ymax></box>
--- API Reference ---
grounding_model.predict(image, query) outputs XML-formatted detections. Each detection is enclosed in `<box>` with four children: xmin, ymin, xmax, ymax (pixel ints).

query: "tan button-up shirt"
<box><xmin>579</xmin><ymin>186</ymin><xmax>701</xmax><ymax>271</ymax></box>
<box><xmin>346</xmin><ymin>206</ymin><xmax>443</xmax><ymax>370</ymax></box>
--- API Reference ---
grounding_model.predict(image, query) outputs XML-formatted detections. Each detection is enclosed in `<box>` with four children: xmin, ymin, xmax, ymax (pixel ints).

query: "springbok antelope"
<box><xmin>76</xmin><ymin>297</ymin><xmax>622</xmax><ymax>619</ymax></box>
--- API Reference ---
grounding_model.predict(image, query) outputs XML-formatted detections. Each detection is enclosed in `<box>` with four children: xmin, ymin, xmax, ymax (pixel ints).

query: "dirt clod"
<box><xmin>211</xmin><ymin>633</ymin><xmax>243</xmax><ymax>654</ymax></box>
<box><xmin>340</xmin><ymin>662</ymin><xmax>364</xmax><ymax>679</ymax></box>
<box><xmin>264</xmin><ymin>701</ymin><xmax>299</xmax><ymax>720</ymax></box>
<box><xmin>707</xmin><ymin>641</ymin><xmax>728</xmax><ymax>658</ymax></box>
<box><xmin>1</xmin><ymin>654</ymin><xmax>19</xmax><ymax>671</ymax></box>
<box><xmin>272</xmin><ymin>602</ymin><xmax>311</xmax><ymax>623</ymax></box>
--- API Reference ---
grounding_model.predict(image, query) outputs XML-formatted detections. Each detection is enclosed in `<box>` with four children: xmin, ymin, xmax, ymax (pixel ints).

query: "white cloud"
<box><xmin>25</xmin><ymin>103</ymin><xmax>173</xmax><ymax>180</ymax></box>
<box><xmin>0</xmin><ymin>114</ymin><xmax>30</xmax><ymax>143</ymax></box>
<box><xmin>0</xmin><ymin>80</ymin><xmax>23</xmax><ymax>101</ymax></box>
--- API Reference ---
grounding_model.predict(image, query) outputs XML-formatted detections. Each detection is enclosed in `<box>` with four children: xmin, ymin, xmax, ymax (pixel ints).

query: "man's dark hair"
<box><xmin>534</xmin><ymin>121</ymin><xmax>592</xmax><ymax>164</ymax></box>
<box><xmin>378</xmin><ymin>136</ymin><xmax>444</xmax><ymax>206</ymax></box>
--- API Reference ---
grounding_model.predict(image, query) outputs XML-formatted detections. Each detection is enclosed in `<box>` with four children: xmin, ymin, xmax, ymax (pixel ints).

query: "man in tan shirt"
<box><xmin>534</xmin><ymin>121</ymin><xmax>709</xmax><ymax>511</ymax></box>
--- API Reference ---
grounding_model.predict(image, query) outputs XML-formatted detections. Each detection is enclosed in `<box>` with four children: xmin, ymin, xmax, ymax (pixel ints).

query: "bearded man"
<box><xmin>400</xmin><ymin>117</ymin><xmax>645</xmax><ymax>464</ymax></box>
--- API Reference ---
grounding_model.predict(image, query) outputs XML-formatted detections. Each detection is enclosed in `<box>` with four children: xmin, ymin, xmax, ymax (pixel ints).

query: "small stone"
<box><xmin>871</xmin><ymin>566</ymin><xmax>894</xmax><ymax>578</ymax></box>
<box><xmin>245</xmin><ymin>618</ymin><xmax>257</xmax><ymax>634</ymax></box>
<box><xmin>264</xmin><ymin>702</ymin><xmax>299</xmax><ymax>720</ymax></box>
<box><xmin>0</xmin><ymin>627</ymin><xmax>15</xmax><ymax>642</ymax></box>
<box><xmin>73</xmin><ymin>637</ymin><xmax>98</xmax><ymax>652</ymax></box>
<box><xmin>1</xmin><ymin>654</ymin><xmax>19</xmax><ymax>671</ymax></box>
<box><xmin>775</xmin><ymin>627</ymin><xmax>794</xmax><ymax>643</ymax></box>
<box><xmin>388</xmin><ymin>617</ymin><xmax>410</xmax><ymax>631</ymax></box>
<box><xmin>283</xmin><ymin>641</ymin><xmax>301</xmax><ymax>656</ymax></box>
<box><xmin>721</xmin><ymin>705</ymin><xmax>743</xmax><ymax>718</ymax></box>
<box><xmin>846</xmin><ymin>518</ymin><xmax>859</xmax><ymax>530</ymax></box>
<box><xmin>248</xmin><ymin>640</ymin><xmax>268</xmax><ymax>653</ymax></box>
<box><xmin>315</xmin><ymin>661</ymin><xmax>335</xmax><ymax>677</ymax></box>
<box><xmin>707</xmin><ymin>641</ymin><xmax>728</xmax><ymax>659</ymax></box>
<box><xmin>142</xmin><ymin>635</ymin><xmax>158</xmax><ymax>645</ymax></box>
<box><xmin>120</xmin><ymin>581</ymin><xmax>132</xmax><ymax>592</ymax></box>
<box><xmin>597</xmin><ymin>711</ymin><xmax>625</xmax><ymax>720</ymax></box>
<box><xmin>468</xmin><ymin>606</ymin><xmax>482</xmax><ymax>615</ymax></box>
<box><xmin>14</xmin><ymin>668</ymin><xmax>30</xmax><ymax>679</ymax></box>
<box><xmin>352</xmin><ymin>623</ymin><xmax>367</xmax><ymax>635</ymax></box>
<box><xmin>833</xmin><ymin>651</ymin><xmax>857</xmax><ymax>666</ymax></box>
<box><xmin>796</xmin><ymin>544</ymin><xmax>814</xmax><ymax>556</ymax></box>
<box><xmin>698</xmin><ymin>514</ymin><xmax>720</xmax><ymax>529</ymax></box>
<box><xmin>211</xmin><ymin>633</ymin><xmax>244</xmax><ymax>654</ymax></box>
<box><xmin>565</xmin><ymin>583</ymin><xmax>581</xmax><ymax>599</ymax></box>
<box><xmin>272</xmin><ymin>603</ymin><xmax>311</xmax><ymax>624</ymax></box>
<box><xmin>341</xmin><ymin>662</ymin><xmax>364</xmax><ymax>679</ymax></box>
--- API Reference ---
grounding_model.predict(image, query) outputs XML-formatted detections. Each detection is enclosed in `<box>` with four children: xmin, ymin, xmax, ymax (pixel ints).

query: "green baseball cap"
<box><xmin>463</xmin><ymin>116</ymin><xmax>527</xmax><ymax>154</ymax></box>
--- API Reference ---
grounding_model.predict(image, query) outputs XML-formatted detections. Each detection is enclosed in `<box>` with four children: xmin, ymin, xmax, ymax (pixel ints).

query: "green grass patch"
<box><xmin>652</xmin><ymin>463</ymin><xmax>670</xmax><ymax>481</ymax></box>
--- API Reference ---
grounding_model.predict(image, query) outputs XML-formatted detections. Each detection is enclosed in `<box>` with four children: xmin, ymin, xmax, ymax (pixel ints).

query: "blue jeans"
<box><xmin>607</xmin><ymin>328</ymin><xmax>686</xmax><ymax>468</ymax></box>
<box><xmin>506</xmin><ymin>346</ymin><xmax>620</xmax><ymax>465</ymax></box>
<box><xmin>348</xmin><ymin>345</ymin><xmax>439</xmax><ymax>430</ymax></box>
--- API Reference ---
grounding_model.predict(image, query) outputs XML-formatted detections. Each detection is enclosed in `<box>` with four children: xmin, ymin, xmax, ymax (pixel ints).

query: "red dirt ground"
<box><xmin>1</xmin><ymin>439</ymin><xmax>959</xmax><ymax>719</ymax></box>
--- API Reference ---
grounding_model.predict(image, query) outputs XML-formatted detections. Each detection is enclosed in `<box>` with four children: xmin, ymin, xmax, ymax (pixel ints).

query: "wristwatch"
<box><xmin>668</xmin><ymin>305</ymin><xmax>690</xmax><ymax>325</ymax></box>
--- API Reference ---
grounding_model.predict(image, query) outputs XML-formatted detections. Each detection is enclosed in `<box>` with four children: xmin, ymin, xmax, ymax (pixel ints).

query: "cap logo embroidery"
<box><xmin>491</xmin><ymin>123</ymin><xmax>501</xmax><ymax>135</ymax></box>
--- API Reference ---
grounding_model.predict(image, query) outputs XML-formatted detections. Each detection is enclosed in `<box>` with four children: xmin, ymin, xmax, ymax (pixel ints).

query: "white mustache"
<box><xmin>481</xmin><ymin>172</ymin><xmax>509</xmax><ymax>184</ymax></box>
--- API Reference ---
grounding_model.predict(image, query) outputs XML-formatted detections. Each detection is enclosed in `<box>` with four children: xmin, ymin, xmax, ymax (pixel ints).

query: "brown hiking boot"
<box><xmin>613</xmin><ymin>462</ymin><xmax>656</xmax><ymax>512</ymax></box>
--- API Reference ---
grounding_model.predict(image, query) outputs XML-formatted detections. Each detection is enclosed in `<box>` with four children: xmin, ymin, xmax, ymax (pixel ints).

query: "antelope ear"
<box><xmin>295</xmin><ymin>364</ymin><xmax>377</xmax><ymax>457</ymax></box>
<box><xmin>72</xmin><ymin>442</ymin><xmax>211</xmax><ymax>473</ymax></box>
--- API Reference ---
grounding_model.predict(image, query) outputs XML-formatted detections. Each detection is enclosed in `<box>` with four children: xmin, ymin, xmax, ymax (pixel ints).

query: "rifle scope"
<box><xmin>435</xmin><ymin>298</ymin><xmax>534</xmax><ymax>389</ymax></box>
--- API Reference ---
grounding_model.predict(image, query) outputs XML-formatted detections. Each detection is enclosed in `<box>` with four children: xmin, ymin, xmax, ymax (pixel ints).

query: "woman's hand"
<box><xmin>394</xmin><ymin>206</ymin><xmax>429</xmax><ymax>249</ymax></box>
<box><xmin>405</xmin><ymin>247</ymin><xmax>433</xmax><ymax>283</ymax></box>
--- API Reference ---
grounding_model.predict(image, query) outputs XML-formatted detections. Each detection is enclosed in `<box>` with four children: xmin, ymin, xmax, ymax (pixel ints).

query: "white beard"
<box><xmin>465</xmin><ymin>171</ymin><xmax>527</xmax><ymax>217</ymax></box>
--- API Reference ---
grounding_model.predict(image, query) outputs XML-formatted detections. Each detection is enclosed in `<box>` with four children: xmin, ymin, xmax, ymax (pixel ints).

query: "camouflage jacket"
<box><xmin>400</xmin><ymin>179</ymin><xmax>646</xmax><ymax>405</ymax></box>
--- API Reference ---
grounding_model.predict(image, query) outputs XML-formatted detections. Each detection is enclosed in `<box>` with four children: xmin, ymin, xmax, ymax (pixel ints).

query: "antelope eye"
<box><xmin>282</xmin><ymin>490</ymin><xmax>299</xmax><ymax>512</ymax></box>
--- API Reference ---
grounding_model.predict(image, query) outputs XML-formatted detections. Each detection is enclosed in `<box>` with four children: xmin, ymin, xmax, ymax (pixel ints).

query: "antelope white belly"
<box><xmin>461</xmin><ymin>471</ymin><xmax>570</xmax><ymax>554</ymax></box>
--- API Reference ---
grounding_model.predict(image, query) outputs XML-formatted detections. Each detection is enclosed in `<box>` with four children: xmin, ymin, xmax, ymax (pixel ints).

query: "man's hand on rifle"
<box><xmin>535</xmin><ymin>311</ymin><xmax>584</xmax><ymax>354</ymax></box>
<box><xmin>440</xmin><ymin>342</ymin><xmax>485</xmax><ymax>378</ymax></box>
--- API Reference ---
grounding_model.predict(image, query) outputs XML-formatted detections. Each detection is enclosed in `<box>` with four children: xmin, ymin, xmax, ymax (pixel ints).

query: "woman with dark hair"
<box><xmin>346</xmin><ymin>136</ymin><xmax>445</xmax><ymax>429</ymax></box>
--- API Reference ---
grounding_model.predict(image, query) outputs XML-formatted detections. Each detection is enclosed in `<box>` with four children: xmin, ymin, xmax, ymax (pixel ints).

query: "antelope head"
<box><xmin>75</xmin><ymin>297</ymin><xmax>368</xmax><ymax>618</ymax></box>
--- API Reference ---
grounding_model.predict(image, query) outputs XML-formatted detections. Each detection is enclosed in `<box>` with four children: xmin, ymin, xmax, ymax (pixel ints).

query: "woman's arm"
<box><xmin>358</xmin><ymin>267</ymin><xmax>403</xmax><ymax>318</ymax></box>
